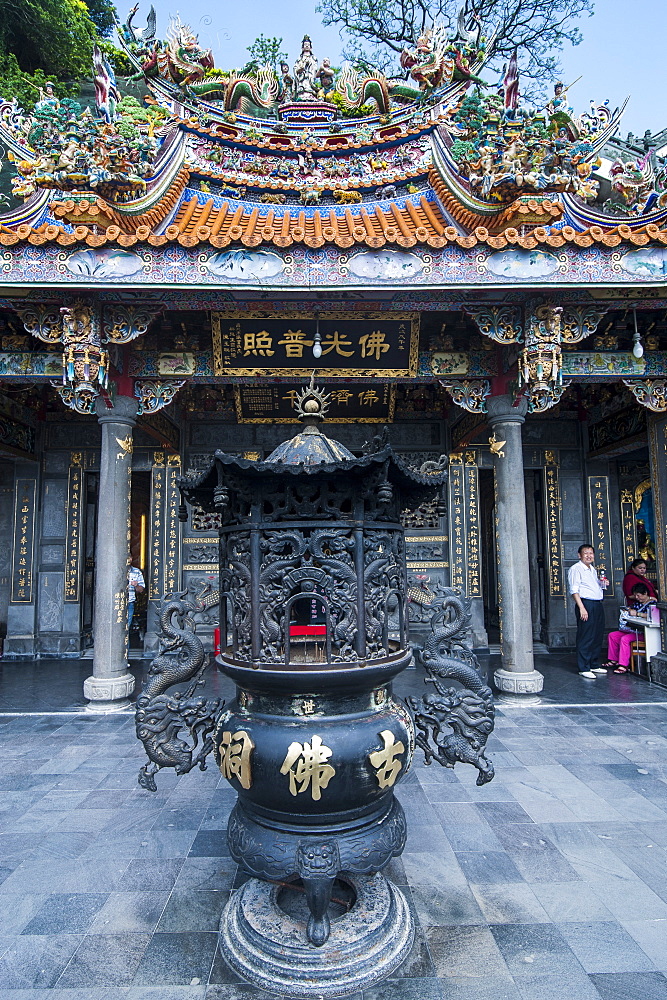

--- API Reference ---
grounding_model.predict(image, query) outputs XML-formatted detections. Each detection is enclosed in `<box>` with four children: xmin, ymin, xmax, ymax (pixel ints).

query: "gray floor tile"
<box><xmin>88</xmin><ymin>892</ymin><xmax>170</xmax><ymax>934</ymax></box>
<box><xmin>470</xmin><ymin>883</ymin><xmax>550</xmax><ymax>924</ymax></box>
<box><xmin>477</xmin><ymin>802</ymin><xmax>535</xmax><ymax>825</ymax></box>
<box><xmin>152</xmin><ymin>808</ymin><xmax>207</xmax><ymax>831</ymax></box>
<box><xmin>0</xmin><ymin>894</ymin><xmax>49</xmax><ymax>935</ymax></box>
<box><xmin>557</xmin><ymin>921</ymin><xmax>656</xmax><ymax>973</ymax></box>
<box><xmin>132</xmin><ymin>932</ymin><xmax>218</xmax><ymax>986</ymax></box>
<box><xmin>586</xmin><ymin>877</ymin><xmax>667</xmax><ymax>921</ymax></box>
<box><xmin>434</xmin><ymin>978</ymin><xmax>522</xmax><ymax>1000</ymax></box>
<box><xmin>0</xmin><ymin>990</ymin><xmax>130</xmax><ymax>999</ymax></box>
<box><xmin>438</xmin><ymin>820</ymin><xmax>505</xmax><ymax>853</ymax></box>
<box><xmin>187</xmin><ymin>831</ymin><xmax>230</xmax><ymax>858</ymax></box>
<box><xmin>56</xmin><ymin>932</ymin><xmax>152</xmax><ymax>987</ymax></box>
<box><xmin>173</xmin><ymin>857</ymin><xmax>237</xmax><ymax>892</ymax></box>
<box><xmin>207</xmin><ymin>943</ymin><xmax>247</xmax><ymax>985</ymax></box>
<box><xmin>206</xmin><ymin>986</ymin><xmax>319</xmax><ymax>1000</ymax></box>
<box><xmin>531</xmin><ymin>882</ymin><xmax>615</xmax><ymax>922</ymax></box>
<box><xmin>425</xmin><ymin>925</ymin><xmax>512</xmax><ymax>979</ymax></box>
<box><xmin>0</xmin><ymin>858</ymin><xmax>133</xmax><ymax>894</ymax></box>
<box><xmin>117</xmin><ymin>860</ymin><xmax>185</xmax><ymax>891</ymax></box>
<box><xmin>589</xmin><ymin>971</ymin><xmax>667</xmax><ymax>1000</ymax></box>
<box><xmin>21</xmin><ymin>893</ymin><xmax>109</xmax><ymax>935</ymax></box>
<box><xmin>455</xmin><ymin>852</ymin><xmax>524</xmax><ymax>884</ymax></box>
<box><xmin>0</xmin><ymin>934</ymin><xmax>83</xmax><ymax>988</ymax></box>
<box><xmin>620</xmin><ymin>919</ymin><xmax>667</xmax><ymax>971</ymax></box>
<box><xmin>490</xmin><ymin>923</ymin><xmax>589</xmax><ymax>978</ymax></box>
<box><xmin>515</xmin><ymin>972</ymin><xmax>604</xmax><ymax>1000</ymax></box>
<box><xmin>127</xmin><ymin>989</ymin><xmax>207</xmax><ymax>999</ymax></box>
<box><xmin>156</xmin><ymin>890</ymin><xmax>229</xmax><ymax>932</ymax></box>
<box><xmin>362</xmin><ymin>977</ymin><xmax>444</xmax><ymax>999</ymax></box>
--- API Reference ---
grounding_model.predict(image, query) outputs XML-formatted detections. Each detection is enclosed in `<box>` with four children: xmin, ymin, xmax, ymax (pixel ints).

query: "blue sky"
<box><xmin>137</xmin><ymin>0</ymin><xmax>664</xmax><ymax>137</ymax></box>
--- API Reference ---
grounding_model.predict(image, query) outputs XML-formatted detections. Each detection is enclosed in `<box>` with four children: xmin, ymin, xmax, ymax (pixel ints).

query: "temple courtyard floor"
<box><xmin>0</xmin><ymin>655</ymin><xmax>665</xmax><ymax>999</ymax></box>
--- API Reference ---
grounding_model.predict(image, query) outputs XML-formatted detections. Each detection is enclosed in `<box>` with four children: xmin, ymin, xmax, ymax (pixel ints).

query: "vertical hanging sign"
<box><xmin>449</xmin><ymin>455</ymin><xmax>465</xmax><ymax>591</ymax></box>
<box><xmin>465</xmin><ymin>453</ymin><xmax>481</xmax><ymax>597</ymax></box>
<box><xmin>620</xmin><ymin>489</ymin><xmax>636</xmax><ymax>574</ymax></box>
<box><xmin>165</xmin><ymin>456</ymin><xmax>182</xmax><ymax>596</ymax></box>
<box><xmin>11</xmin><ymin>478</ymin><xmax>35</xmax><ymax>603</ymax></box>
<box><xmin>544</xmin><ymin>453</ymin><xmax>564</xmax><ymax>596</ymax></box>
<box><xmin>64</xmin><ymin>453</ymin><xmax>83</xmax><ymax>601</ymax></box>
<box><xmin>150</xmin><ymin>452</ymin><xmax>167</xmax><ymax>600</ymax></box>
<box><xmin>588</xmin><ymin>475</ymin><xmax>613</xmax><ymax>589</ymax></box>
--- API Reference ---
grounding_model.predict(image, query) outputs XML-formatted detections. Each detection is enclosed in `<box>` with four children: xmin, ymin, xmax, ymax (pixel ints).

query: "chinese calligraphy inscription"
<box><xmin>213</xmin><ymin>312</ymin><xmax>419</xmax><ymax>376</ymax></box>
<box><xmin>65</xmin><ymin>455</ymin><xmax>83</xmax><ymax>602</ymax></box>
<box><xmin>545</xmin><ymin>458</ymin><xmax>564</xmax><ymax>596</ymax></box>
<box><xmin>369</xmin><ymin>730</ymin><xmax>405</xmax><ymax>789</ymax></box>
<box><xmin>219</xmin><ymin>729</ymin><xmax>254</xmax><ymax>789</ymax></box>
<box><xmin>588</xmin><ymin>476</ymin><xmax>613</xmax><ymax>590</ymax></box>
<box><xmin>280</xmin><ymin>735</ymin><xmax>335</xmax><ymax>800</ymax></box>
<box><xmin>11</xmin><ymin>478</ymin><xmax>36</xmax><ymax>603</ymax></box>
<box><xmin>449</xmin><ymin>456</ymin><xmax>465</xmax><ymax>591</ymax></box>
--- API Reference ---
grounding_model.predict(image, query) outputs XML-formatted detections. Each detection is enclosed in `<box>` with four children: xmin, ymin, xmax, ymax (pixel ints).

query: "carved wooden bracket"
<box><xmin>623</xmin><ymin>379</ymin><xmax>667</xmax><ymax>412</ymax></box>
<box><xmin>440</xmin><ymin>379</ymin><xmax>490</xmax><ymax>412</ymax></box>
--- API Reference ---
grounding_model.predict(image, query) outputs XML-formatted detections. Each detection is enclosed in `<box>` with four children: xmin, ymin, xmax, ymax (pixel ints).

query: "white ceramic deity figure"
<box><xmin>293</xmin><ymin>35</ymin><xmax>319</xmax><ymax>101</ymax></box>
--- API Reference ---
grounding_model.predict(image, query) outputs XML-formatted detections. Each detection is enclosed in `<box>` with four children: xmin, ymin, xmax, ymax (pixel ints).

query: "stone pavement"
<box><xmin>0</xmin><ymin>657</ymin><xmax>665</xmax><ymax>999</ymax></box>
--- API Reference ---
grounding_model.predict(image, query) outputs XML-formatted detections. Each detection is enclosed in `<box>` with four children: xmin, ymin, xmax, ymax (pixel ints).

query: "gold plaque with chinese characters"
<box><xmin>212</xmin><ymin>311</ymin><xmax>419</xmax><ymax>377</ymax></box>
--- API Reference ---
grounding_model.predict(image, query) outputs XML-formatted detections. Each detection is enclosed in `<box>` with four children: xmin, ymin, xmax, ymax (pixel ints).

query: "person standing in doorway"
<box><xmin>568</xmin><ymin>544</ymin><xmax>608</xmax><ymax>679</ymax></box>
<box><xmin>127</xmin><ymin>558</ymin><xmax>145</xmax><ymax>630</ymax></box>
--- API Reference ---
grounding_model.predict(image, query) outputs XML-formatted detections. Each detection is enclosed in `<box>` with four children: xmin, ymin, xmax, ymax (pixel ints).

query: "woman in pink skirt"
<box><xmin>604</xmin><ymin>582</ymin><xmax>656</xmax><ymax>674</ymax></box>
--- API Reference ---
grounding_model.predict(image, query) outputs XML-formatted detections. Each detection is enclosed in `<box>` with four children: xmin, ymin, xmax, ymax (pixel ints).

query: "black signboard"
<box><xmin>212</xmin><ymin>311</ymin><xmax>419</xmax><ymax>377</ymax></box>
<box><xmin>234</xmin><ymin>384</ymin><xmax>395</xmax><ymax>423</ymax></box>
<box><xmin>11</xmin><ymin>478</ymin><xmax>35</xmax><ymax>603</ymax></box>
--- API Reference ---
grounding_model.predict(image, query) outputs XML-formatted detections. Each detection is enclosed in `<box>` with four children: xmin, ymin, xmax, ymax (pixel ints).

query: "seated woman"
<box><xmin>622</xmin><ymin>558</ymin><xmax>657</xmax><ymax>600</ymax></box>
<box><xmin>604</xmin><ymin>582</ymin><xmax>657</xmax><ymax>673</ymax></box>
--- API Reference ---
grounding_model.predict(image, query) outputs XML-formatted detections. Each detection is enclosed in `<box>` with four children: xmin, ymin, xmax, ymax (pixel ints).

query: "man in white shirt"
<box><xmin>127</xmin><ymin>559</ymin><xmax>145</xmax><ymax>629</ymax></box>
<box><xmin>568</xmin><ymin>544</ymin><xmax>607</xmax><ymax>679</ymax></box>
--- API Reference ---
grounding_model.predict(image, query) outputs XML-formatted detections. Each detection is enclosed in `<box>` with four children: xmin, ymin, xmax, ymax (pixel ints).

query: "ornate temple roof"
<box><xmin>1</xmin><ymin>10</ymin><xmax>667</xmax><ymax>261</ymax></box>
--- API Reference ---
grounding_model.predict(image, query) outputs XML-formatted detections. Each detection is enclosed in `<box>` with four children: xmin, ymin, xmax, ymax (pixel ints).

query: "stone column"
<box><xmin>84</xmin><ymin>395</ymin><xmax>138</xmax><ymax>712</ymax></box>
<box><xmin>486</xmin><ymin>395</ymin><xmax>543</xmax><ymax>695</ymax></box>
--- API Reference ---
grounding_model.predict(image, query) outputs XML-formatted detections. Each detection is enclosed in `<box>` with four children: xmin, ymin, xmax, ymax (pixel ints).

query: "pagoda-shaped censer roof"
<box><xmin>264</xmin><ymin>384</ymin><xmax>356</xmax><ymax>465</ymax></box>
<box><xmin>178</xmin><ymin>379</ymin><xmax>447</xmax><ymax>516</ymax></box>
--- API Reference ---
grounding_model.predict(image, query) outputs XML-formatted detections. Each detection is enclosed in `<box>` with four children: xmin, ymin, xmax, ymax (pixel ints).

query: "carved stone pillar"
<box><xmin>486</xmin><ymin>395</ymin><xmax>543</xmax><ymax>696</ymax></box>
<box><xmin>84</xmin><ymin>396</ymin><xmax>138</xmax><ymax>712</ymax></box>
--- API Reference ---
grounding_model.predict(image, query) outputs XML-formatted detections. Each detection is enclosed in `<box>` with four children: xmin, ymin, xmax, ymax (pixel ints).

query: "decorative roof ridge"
<box><xmin>2</xmin><ymin>215</ymin><xmax>666</xmax><ymax>252</ymax></box>
<box><xmin>178</xmin><ymin>116</ymin><xmax>441</xmax><ymax>154</ymax></box>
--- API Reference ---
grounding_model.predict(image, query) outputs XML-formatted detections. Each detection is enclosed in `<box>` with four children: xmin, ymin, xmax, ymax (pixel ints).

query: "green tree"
<box><xmin>84</xmin><ymin>0</ymin><xmax>117</xmax><ymax>37</ymax></box>
<box><xmin>316</xmin><ymin>0</ymin><xmax>594</xmax><ymax>93</ymax></box>
<box><xmin>0</xmin><ymin>0</ymin><xmax>123</xmax><ymax>110</ymax></box>
<box><xmin>243</xmin><ymin>35</ymin><xmax>288</xmax><ymax>74</ymax></box>
<box><xmin>0</xmin><ymin>0</ymin><xmax>98</xmax><ymax>79</ymax></box>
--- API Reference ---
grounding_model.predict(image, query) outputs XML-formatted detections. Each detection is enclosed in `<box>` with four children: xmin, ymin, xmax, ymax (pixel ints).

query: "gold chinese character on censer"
<box><xmin>219</xmin><ymin>730</ymin><xmax>255</xmax><ymax>789</ymax></box>
<box><xmin>280</xmin><ymin>735</ymin><xmax>335</xmax><ymax>800</ymax></box>
<box><xmin>368</xmin><ymin>730</ymin><xmax>405</xmax><ymax>788</ymax></box>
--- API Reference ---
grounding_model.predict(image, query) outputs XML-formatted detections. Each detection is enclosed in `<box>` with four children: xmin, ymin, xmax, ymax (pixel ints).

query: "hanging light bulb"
<box><xmin>632</xmin><ymin>310</ymin><xmax>644</xmax><ymax>359</ymax></box>
<box><xmin>313</xmin><ymin>315</ymin><xmax>322</xmax><ymax>359</ymax></box>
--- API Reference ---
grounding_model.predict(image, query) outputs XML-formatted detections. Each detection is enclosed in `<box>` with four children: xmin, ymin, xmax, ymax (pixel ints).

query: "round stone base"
<box><xmin>83</xmin><ymin>672</ymin><xmax>135</xmax><ymax>713</ymax></box>
<box><xmin>493</xmin><ymin>667</ymin><xmax>544</xmax><ymax>696</ymax></box>
<box><xmin>221</xmin><ymin>873</ymin><xmax>414</xmax><ymax>998</ymax></box>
